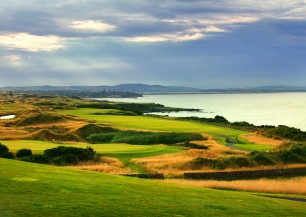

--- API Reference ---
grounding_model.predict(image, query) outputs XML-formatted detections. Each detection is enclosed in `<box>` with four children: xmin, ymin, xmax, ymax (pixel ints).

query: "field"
<box><xmin>1</xmin><ymin>158</ymin><xmax>306</xmax><ymax>217</ymax></box>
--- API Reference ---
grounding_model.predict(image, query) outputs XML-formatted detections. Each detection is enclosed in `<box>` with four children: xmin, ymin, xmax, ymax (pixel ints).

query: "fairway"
<box><xmin>1</xmin><ymin>140</ymin><xmax>181</xmax><ymax>161</ymax></box>
<box><xmin>1</xmin><ymin>158</ymin><xmax>305</xmax><ymax>217</ymax></box>
<box><xmin>56</xmin><ymin>108</ymin><xmax>247</xmax><ymax>137</ymax></box>
<box><xmin>234</xmin><ymin>143</ymin><xmax>275</xmax><ymax>151</ymax></box>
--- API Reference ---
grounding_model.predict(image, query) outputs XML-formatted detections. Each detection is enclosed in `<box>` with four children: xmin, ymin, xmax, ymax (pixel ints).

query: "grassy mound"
<box><xmin>16</xmin><ymin>113</ymin><xmax>65</xmax><ymax>126</ymax></box>
<box><xmin>74</xmin><ymin>124</ymin><xmax>118</xmax><ymax>138</ymax></box>
<box><xmin>26</xmin><ymin>130</ymin><xmax>83</xmax><ymax>142</ymax></box>
<box><xmin>1</xmin><ymin>158</ymin><xmax>306</xmax><ymax>216</ymax></box>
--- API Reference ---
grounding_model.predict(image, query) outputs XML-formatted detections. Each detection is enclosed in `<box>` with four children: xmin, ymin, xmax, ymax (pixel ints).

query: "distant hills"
<box><xmin>0</xmin><ymin>84</ymin><xmax>203</xmax><ymax>94</ymax></box>
<box><xmin>1</xmin><ymin>84</ymin><xmax>306</xmax><ymax>94</ymax></box>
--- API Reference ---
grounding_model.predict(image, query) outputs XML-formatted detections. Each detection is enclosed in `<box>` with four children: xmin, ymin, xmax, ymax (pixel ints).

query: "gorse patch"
<box><xmin>87</xmin><ymin>131</ymin><xmax>204</xmax><ymax>145</ymax></box>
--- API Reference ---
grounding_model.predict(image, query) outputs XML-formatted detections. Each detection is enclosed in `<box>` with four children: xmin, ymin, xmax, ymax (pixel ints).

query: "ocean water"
<box><xmin>95</xmin><ymin>92</ymin><xmax>306</xmax><ymax>131</ymax></box>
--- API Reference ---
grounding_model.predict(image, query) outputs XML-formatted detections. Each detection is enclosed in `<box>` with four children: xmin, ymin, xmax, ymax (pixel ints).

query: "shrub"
<box><xmin>21</xmin><ymin>154</ymin><xmax>49</xmax><ymax>164</ymax></box>
<box><xmin>87</xmin><ymin>133</ymin><xmax>115</xmax><ymax>143</ymax></box>
<box><xmin>177</xmin><ymin>142</ymin><xmax>209</xmax><ymax>150</ymax></box>
<box><xmin>0</xmin><ymin>143</ymin><xmax>9</xmax><ymax>156</ymax></box>
<box><xmin>279</xmin><ymin>150</ymin><xmax>304</xmax><ymax>164</ymax></box>
<box><xmin>250</xmin><ymin>152</ymin><xmax>275</xmax><ymax>165</ymax></box>
<box><xmin>53</xmin><ymin>154</ymin><xmax>78</xmax><ymax>166</ymax></box>
<box><xmin>1</xmin><ymin>152</ymin><xmax>15</xmax><ymax>159</ymax></box>
<box><xmin>44</xmin><ymin>146</ymin><xmax>96</xmax><ymax>165</ymax></box>
<box><xmin>88</xmin><ymin>131</ymin><xmax>204</xmax><ymax>145</ymax></box>
<box><xmin>265</xmin><ymin>125</ymin><xmax>306</xmax><ymax>141</ymax></box>
<box><xmin>16</xmin><ymin>148</ymin><xmax>33</xmax><ymax>158</ymax></box>
<box><xmin>213</xmin><ymin>157</ymin><xmax>253</xmax><ymax>170</ymax></box>
<box><xmin>191</xmin><ymin>157</ymin><xmax>216</xmax><ymax>169</ymax></box>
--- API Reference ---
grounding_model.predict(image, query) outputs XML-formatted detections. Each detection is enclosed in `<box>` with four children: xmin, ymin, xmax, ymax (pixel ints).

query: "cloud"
<box><xmin>190</xmin><ymin>26</ymin><xmax>227</xmax><ymax>33</ymax></box>
<box><xmin>0</xmin><ymin>55</ymin><xmax>21</xmax><ymax>61</ymax></box>
<box><xmin>125</xmin><ymin>32</ymin><xmax>204</xmax><ymax>43</ymax></box>
<box><xmin>0</xmin><ymin>33</ymin><xmax>66</xmax><ymax>52</ymax></box>
<box><xmin>67</xmin><ymin>20</ymin><xmax>116</xmax><ymax>32</ymax></box>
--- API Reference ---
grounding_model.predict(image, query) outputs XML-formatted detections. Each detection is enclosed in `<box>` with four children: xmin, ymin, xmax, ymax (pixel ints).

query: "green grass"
<box><xmin>56</xmin><ymin>108</ymin><xmax>247</xmax><ymax>137</ymax></box>
<box><xmin>1</xmin><ymin>158</ymin><xmax>305</xmax><ymax>217</ymax></box>
<box><xmin>234</xmin><ymin>138</ymin><xmax>275</xmax><ymax>151</ymax></box>
<box><xmin>1</xmin><ymin>140</ymin><xmax>181</xmax><ymax>171</ymax></box>
<box><xmin>234</xmin><ymin>143</ymin><xmax>275</xmax><ymax>151</ymax></box>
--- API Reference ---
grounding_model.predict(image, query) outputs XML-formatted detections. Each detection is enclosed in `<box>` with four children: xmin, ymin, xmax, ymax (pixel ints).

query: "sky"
<box><xmin>1</xmin><ymin>0</ymin><xmax>306</xmax><ymax>88</ymax></box>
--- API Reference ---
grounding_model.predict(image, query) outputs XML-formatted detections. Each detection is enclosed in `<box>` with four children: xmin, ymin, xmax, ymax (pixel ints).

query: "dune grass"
<box><xmin>167</xmin><ymin>177</ymin><xmax>306</xmax><ymax>195</ymax></box>
<box><xmin>1</xmin><ymin>158</ymin><xmax>306</xmax><ymax>217</ymax></box>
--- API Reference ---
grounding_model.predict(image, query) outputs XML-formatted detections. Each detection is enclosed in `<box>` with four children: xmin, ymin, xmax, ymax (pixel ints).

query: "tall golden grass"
<box><xmin>240</xmin><ymin>132</ymin><xmax>284</xmax><ymax>146</ymax></box>
<box><xmin>166</xmin><ymin>177</ymin><xmax>306</xmax><ymax>195</ymax></box>
<box><xmin>132</xmin><ymin>139</ymin><xmax>246</xmax><ymax>175</ymax></box>
<box><xmin>72</xmin><ymin>157</ymin><xmax>134</xmax><ymax>174</ymax></box>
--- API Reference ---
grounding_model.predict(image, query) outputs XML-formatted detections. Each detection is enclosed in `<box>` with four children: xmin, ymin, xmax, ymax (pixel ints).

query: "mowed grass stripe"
<box><xmin>1</xmin><ymin>158</ymin><xmax>306</xmax><ymax>217</ymax></box>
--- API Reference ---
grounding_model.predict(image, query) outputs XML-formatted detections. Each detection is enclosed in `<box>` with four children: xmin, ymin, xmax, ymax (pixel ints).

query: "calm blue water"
<box><xmin>96</xmin><ymin>92</ymin><xmax>306</xmax><ymax>131</ymax></box>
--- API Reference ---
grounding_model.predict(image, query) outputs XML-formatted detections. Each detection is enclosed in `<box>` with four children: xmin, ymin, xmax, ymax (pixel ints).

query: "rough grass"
<box><xmin>166</xmin><ymin>177</ymin><xmax>306</xmax><ymax>195</ymax></box>
<box><xmin>240</xmin><ymin>133</ymin><xmax>284</xmax><ymax>146</ymax></box>
<box><xmin>72</xmin><ymin>157</ymin><xmax>134</xmax><ymax>174</ymax></box>
<box><xmin>74</xmin><ymin>124</ymin><xmax>118</xmax><ymax>138</ymax></box>
<box><xmin>132</xmin><ymin>139</ymin><xmax>246</xmax><ymax>175</ymax></box>
<box><xmin>26</xmin><ymin>129</ymin><xmax>83</xmax><ymax>142</ymax></box>
<box><xmin>16</xmin><ymin>113</ymin><xmax>65</xmax><ymax>126</ymax></box>
<box><xmin>1</xmin><ymin>158</ymin><xmax>306</xmax><ymax>216</ymax></box>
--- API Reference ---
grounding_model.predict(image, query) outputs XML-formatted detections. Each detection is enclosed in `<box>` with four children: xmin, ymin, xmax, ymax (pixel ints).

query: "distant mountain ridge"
<box><xmin>0</xmin><ymin>84</ymin><xmax>203</xmax><ymax>93</ymax></box>
<box><xmin>1</xmin><ymin>84</ymin><xmax>306</xmax><ymax>93</ymax></box>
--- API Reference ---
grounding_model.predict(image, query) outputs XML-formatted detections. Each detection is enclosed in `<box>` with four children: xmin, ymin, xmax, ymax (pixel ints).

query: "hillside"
<box><xmin>1</xmin><ymin>158</ymin><xmax>305</xmax><ymax>217</ymax></box>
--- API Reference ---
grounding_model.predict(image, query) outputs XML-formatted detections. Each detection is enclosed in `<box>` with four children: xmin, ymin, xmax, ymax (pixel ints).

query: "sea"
<box><xmin>95</xmin><ymin>92</ymin><xmax>306</xmax><ymax>131</ymax></box>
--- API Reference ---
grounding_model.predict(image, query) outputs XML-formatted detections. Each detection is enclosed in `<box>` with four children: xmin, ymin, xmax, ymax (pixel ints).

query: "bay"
<box><xmin>95</xmin><ymin>92</ymin><xmax>306</xmax><ymax>131</ymax></box>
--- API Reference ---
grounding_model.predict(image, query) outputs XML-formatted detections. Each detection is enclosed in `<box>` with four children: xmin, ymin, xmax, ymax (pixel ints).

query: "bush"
<box><xmin>53</xmin><ymin>154</ymin><xmax>78</xmax><ymax>166</ymax></box>
<box><xmin>0</xmin><ymin>143</ymin><xmax>9</xmax><ymax>156</ymax></box>
<box><xmin>1</xmin><ymin>152</ymin><xmax>15</xmax><ymax>159</ymax></box>
<box><xmin>250</xmin><ymin>152</ymin><xmax>275</xmax><ymax>165</ymax></box>
<box><xmin>44</xmin><ymin>146</ymin><xmax>96</xmax><ymax>165</ymax></box>
<box><xmin>191</xmin><ymin>157</ymin><xmax>216</xmax><ymax>169</ymax></box>
<box><xmin>213</xmin><ymin>157</ymin><xmax>253</xmax><ymax>170</ymax></box>
<box><xmin>16</xmin><ymin>148</ymin><xmax>33</xmax><ymax>158</ymax></box>
<box><xmin>88</xmin><ymin>131</ymin><xmax>204</xmax><ymax>145</ymax></box>
<box><xmin>21</xmin><ymin>154</ymin><xmax>49</xmax><ymax>164</ymax></box>
<box><xmin>265</xmin><ymin>125</ymin><xmax>306</xmax><ymax>141</ymax></box>
<box><xmin>177</xmin><ymin>142</ymin><xmax>208</xmax><ymax>150</ymax></box>
<box><xmin>279</xmin><ymin>150</ymin><xmax>304</xmax><ymax>164</ymax></box>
